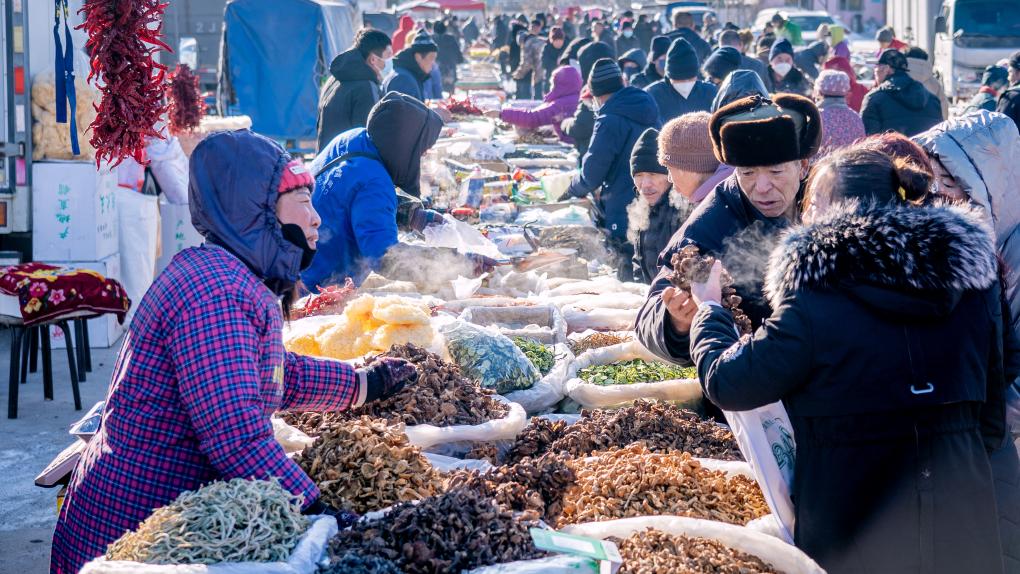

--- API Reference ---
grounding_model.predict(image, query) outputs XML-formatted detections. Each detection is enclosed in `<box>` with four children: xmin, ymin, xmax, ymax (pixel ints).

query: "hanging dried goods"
<box><xmin>105</xmin><ymin>478</ymin><xmax>308</xmax><ymax>564</ymax></box>
<box><xmin>293</xmin><ymin>417</ymin><xmax>442</xmax><ymax>514</ymax></box>
<box><xmin>166</xmin><ymin>63</ymin><xmax>205</xmax><ymax>134</ymax></box>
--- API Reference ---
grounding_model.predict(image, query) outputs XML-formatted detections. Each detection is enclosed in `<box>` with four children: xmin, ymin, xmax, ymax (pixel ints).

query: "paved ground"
<box><xmin>0</xmin><ymin>329</ymin><xmax>121</xmax><ymax>574</ymax></box>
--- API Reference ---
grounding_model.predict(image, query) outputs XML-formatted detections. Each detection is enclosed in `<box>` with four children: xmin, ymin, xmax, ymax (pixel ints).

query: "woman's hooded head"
<box><xmin>188</xmin><ymin>129</ymin><xmax>306</xmax><ymax>285</ymax></box>
<box><xmin>711</xmin><ymin>69</ymin><xmax>769</xmax><ymax>112</ymax></box>
<box><xmin>367</xmin><ymin>92</ymin><xmax>444</xmax><ymax>196</ymax></box>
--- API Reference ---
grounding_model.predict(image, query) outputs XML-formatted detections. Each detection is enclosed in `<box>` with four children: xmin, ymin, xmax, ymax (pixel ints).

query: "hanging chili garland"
<box><xmin>77</xmin><ymin>0</ymin><xmax>171</xmax><ymax>167</ymax></box>
<box><xmin>166</xmin><ymin>63</ymin><xmax>205</xmax><ymax>134</ymax></box>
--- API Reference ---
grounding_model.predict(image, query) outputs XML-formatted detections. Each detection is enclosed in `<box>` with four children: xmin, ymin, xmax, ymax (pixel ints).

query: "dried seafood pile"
<box><xmin>293</xmin><ymin>417</ymin><xmax>442</xmax><ymax>514</ymax></box>
<box><xmin>504</xmin><ymin>400</ymin><xmax>743</xmax><ymax>464</ymax></box>
<box><xmin>670</xmin><ymin>245</ymin><xmax>753</xmax><ymax>335</ymax></box>
<box><xmin>446</xmin><ymin>453</ymin><xmax>576</xmax><ymax>524</ymax></box>
<box><xmin>558</xmin><ymin>444</ymin><xmax>769</xmax><ymax>526</ymax></box>
<box><xmin>105</xmin><ymin>478</ymin><xmax>308</xmax><ymax>564</ymax></box>
<box><xmin>612</xmin><ymin>529</ymin><xmax>779</xmax><ymax>574</ymax></box>
<box><xmin>329</xmin><ymin>487</ymin><xmax>545</xmax><ymax>574</ymax></box>
<box><xmin>282</xmin><ymin>344</ymin><xmax>509</xmax><ymax>432</ymax></box>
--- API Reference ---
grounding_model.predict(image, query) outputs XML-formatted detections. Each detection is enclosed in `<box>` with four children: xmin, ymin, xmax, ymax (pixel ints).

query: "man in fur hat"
<box><xmin>635</xmin><ymin>93</ymin><xmax>821</xmax><ymax>366</ymax></box>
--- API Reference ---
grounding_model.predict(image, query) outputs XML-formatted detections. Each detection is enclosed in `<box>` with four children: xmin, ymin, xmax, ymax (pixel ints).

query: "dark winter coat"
<box><xmin>462</xmin><ymin>19</ymin><xmax>480</xmax><ymax>45</ymax></box>
<box><xmin>434</xmin><ymin>32</ymin><xmax>464</xmax><ymax>85</ymax></box>
<box><xmin>763</xmin><ymin>65</ymin><xmax>812</xmax><ymax>96</ymax></box>
<box><xmin>615</xmin><ymin>33</ymin><xmax>641</xmax><ymax>58</ymax></box>
<box><xmin>645</xmin><ymin>79</ymin><xmax>717</xmax><ymax>125</ymax></box>
<box><xmin>316</xmin><ymin>49</ymin><xmax>381</xmax><ymax>152</ymax></box>
<box><xmin>998</xmin><ymin>84</ymin><xmax>1020</xmax><ymax>133</ymax></box>
<box><xmin>628</xmin><ymin>190</ymin><xmax>689</xmax><ymax>283</ymax></box>
<box><xmin>542</xmin><ymin>42</ymin><xmax>566</xmax><ymax>84</ymax></box>
<box><xmin>563</xmin><ymin>100</ymin><xmax>596</xmax><ymax>157</ymax></box>
<box><xmin>634</xmin><ymin>20</ymin><xmax>654</xmax><ymax>53</ymax></box>
<box><xmin>383</xmin><ymin>50</ymin><xmax>430</xmax><ymax>102</ymax></box>
<box><xmin>861</xmin><ymin>70</ymin><xmax>944</xmax><ymax>136</ymax></box>
<box><xmin>566</xmin><ymin>87</ymin><xmax>661</xmax><ymax>241</ymax></box>
<box><xmin>635</xmin><ymin>175</ymin><xmax>792</xmax><ymax>365</ymax></box>
<box><xmin>667</xmin><ymin>27</ymin><xmax>711</xmax><ymax>64</ymax></box>
<box><xmin>630</xmin><ymin>61</ymin><xmax>663</xmax><ymax>90</ymax></box>
<box><xmin>737</xmin><ymin>53</ymin><xmax>767</xmax><ymax>83</ymax></box>
<box><xmin>690</xmin><ymin>202</ymin><xmax>1008</xmax><ymax>574</ymax></box>
<box><xmin>793</xmin><ymin>42</ymin><xmax>827</xmax><ymax>81</ymax></box>
<box><xmin>965</xmin><ymin>89</ymin><xmax>999</xmax><ymax>114</ymax></box>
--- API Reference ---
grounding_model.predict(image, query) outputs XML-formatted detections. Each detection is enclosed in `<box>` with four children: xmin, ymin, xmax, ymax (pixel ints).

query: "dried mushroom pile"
<box><xmin>504</xmin><ymin>400</ymin><xmax>743</xmax><ymax>464</ymax></box>
<box><xmin>282</xmin><ymin>344</ymin><xmax>508</xmax><ymax>431</ymax></box>
<box><xmin>322</xmin><ymin>553</ymin><xmax>403</xmax><ymax>574</ymax></box>
<box><xmin>446</xmin><ymin>453</ymin><xmax>576</xmax><ymax>524</ymax></box>
<box><xmin>558</xmin><ymin>444</ymin><xmax>769</xmax><ymax>526</ymax></box>
<box><xmin>612</xmin><ymin>529</ymin><xmax>779</xmax><ymax>574</ymax></box>
<box><xmin>670</xmin><ymin>245</ymin><xmax>753</xmax><ymax>335</ymax></box>
<box><xmin>329</xmin><ymin>487</ymin><xmax>545</xmax><ymax>574</ymax></box>
<box><xmin>293</xmin><ymin>417</ymin><xmax>442</xmax><ymax>514</ymax></box>
<box><xmin>106</xmin><ymin>478</ymin><xmax>308</xmax><ymax>564</ymax></box>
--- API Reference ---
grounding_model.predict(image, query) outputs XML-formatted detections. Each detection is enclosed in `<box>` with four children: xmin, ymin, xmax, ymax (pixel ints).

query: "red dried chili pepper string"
<box><xmin>77</xmin><ymin>0</ymin><xmax>170</xmax><ymax>167</ymax></box>
<box><xmin>166</xmin><ymin>64</ymin><xmax>205</xmax><ymax>135</ymax></box>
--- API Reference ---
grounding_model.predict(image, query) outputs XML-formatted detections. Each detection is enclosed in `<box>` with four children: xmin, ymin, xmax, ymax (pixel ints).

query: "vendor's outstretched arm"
<box><xmin>282</xmin><ymin>353</ymin><xmax>361</xmax><ymax>412</ymax></box>
<box><xmin>690</xmin><ymin>297</ymin><xmax>812</xmax><ymax>411</ymax></box>
<box><xmin>171</xmin><ymin>295</ymin><xmax>319</xmax><ymax>506</ymax></box>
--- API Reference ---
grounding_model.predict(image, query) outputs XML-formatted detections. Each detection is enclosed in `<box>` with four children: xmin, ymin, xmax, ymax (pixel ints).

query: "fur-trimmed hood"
<box><xmin>765</xmin><ymin>202</ymin><xmax>998</xmax><ymax>314</ymax></box>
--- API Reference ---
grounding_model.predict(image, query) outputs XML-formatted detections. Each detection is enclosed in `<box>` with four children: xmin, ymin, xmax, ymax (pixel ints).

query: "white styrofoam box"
<box><xmin>32</xmin><ymin>162</ymin><xmax>119</xmax><ymax>262</ymax></box>
<box><xmin>155</xmin><ymin>201</ymin><xmax>203</xmax><ymax>274</ymax></box>
<box><xmin>0</xmin><ymin>293</ymin><xmax>20</xmax><ymax>317</ymax></box>
<box><xmin>45</xmin><ymin>253</ymin><xmax>126</xmax><ymax>349</ymax></box>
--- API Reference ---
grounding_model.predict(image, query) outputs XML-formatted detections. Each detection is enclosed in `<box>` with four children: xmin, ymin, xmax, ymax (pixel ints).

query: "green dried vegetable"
<box><xmin>578</xmin><ymin>360</ymin><xmax>696</xmax><ymax>386</ymax></box>
<box><xmin>440</xmin><ymin>321</ymin><xmax>540</xmax><ymax>394</ymax></box>
<box><xmin>512</xmin><ymin>336</ymin><xmax>555</xmax><ymax>376</ymax></box>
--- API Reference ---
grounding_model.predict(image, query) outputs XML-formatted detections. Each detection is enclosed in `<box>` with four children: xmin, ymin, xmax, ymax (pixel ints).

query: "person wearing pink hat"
<box><xmin>814</xmin><ymin>69</ymin><xmax>865</xmax><ymax>156</ymax></box>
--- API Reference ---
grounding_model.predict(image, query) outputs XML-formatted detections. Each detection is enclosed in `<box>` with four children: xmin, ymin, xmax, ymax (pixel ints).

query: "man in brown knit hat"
<box><xmin>657</xmin><ymin>111</ymin><xmax>734</xmax><ymax>206</ymax></box>
<box><xmin>636</xmin><ymin>93</ymin><xmax>821</xmax><ymax>371</ymax></box>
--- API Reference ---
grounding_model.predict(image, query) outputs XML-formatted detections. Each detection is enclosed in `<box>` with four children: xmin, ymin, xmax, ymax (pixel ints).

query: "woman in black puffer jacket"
<box><xmin>690</xmin><ymin>146</ymin><xmax>1011</xmax><ymax>574</ymax></box>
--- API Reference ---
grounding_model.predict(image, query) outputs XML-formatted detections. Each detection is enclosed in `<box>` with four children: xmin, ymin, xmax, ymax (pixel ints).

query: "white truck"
<box><xmin>887</xmin><ymin>0</ymin><xmax>1020</xmax><ymax>101</ymax></box>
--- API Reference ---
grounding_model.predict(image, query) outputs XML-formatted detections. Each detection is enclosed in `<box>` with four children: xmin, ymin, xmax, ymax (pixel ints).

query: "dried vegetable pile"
<box><xmin>512</xmin><ymin>336</ymin><xmax>555</xmax><ymax>375</ymax></box>
<box><xmin>670</xmin><ymin>245</ymin><xmax>753</xmax><ymax>335</ymax></box>
<box><xmin>558</xmin><ymin>444</ymin><xmax>769</xmax><ymax>526</ymax></box>
<box><xmin>446</xmin><ymin>453</ymin><xmax>576</xmax><ymax>524</ymax></box>
<box><xmin>105</xmin><ymin>478</ymin><xmax>308</xmax><ymax>564</ymax></box>
<box><xmin>329</xmin><ymin>487</ymin><xmax>546</xmax><ymax>574</ymax></box>
<box><xmin>578</xmin><ymin>359</ymin><xmax>696</xmax><ymax>386</ymax></box>
<box><xmin>284</xmin><ymin>295</ymin><xmax>435</xmax><ymax>360</ymax></box>
<box><xmin>282</xmin><ymin>344</ymin><xmax>508</xmax><ymax>430</ymax></box>
<box><xmin>611</xmin><ymin>529</ymin><xmax>780</xmax><ymax>574</ymax></box>
<box><xmin>293</xmin><ymin>417</ymin><xmax>442</xmax><ymax>514</ymax></box>
<box><xmin>569</xmin><ymin>331</ymin><xmax>632</xmax><ymax>354</ymax></box>
<box><xmin>79</xmin><ymin>0</ymin><xmax>170</xmax><ymax>166</ymax></box>
<box><xmin>504</xmin><ymin>400</ymin><xmax>743</xmax><ymax>464</ymax></box>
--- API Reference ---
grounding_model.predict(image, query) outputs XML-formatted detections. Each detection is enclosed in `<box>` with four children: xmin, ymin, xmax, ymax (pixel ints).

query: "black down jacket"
<box><xmin>691</xmin><ymin>202</ymin><xmax>1010</xmax><ymax>574</ymax></box>
<box><xmin>635</xmin><ymin>175</ymin><xmax>793</xmax><ymax>365</ymax></box>
<box><xmin>861</xmin><ymin>70</ymin><xmax>943</xmax><ymax>137</ymax></box>
<box><xmin>316</xmin><ymin>49</ymin><xmax>381</xmax><ymax>152</ymax></box>
<box><xmin>627</xmin><ymin>190</ymin><xmax>690</xmax><ymax>284</ymax></box>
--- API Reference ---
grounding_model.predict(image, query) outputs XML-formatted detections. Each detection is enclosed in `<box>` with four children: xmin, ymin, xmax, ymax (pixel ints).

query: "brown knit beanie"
<box><xmin>657</xmin><ymin>112</ymin><xmax>719</xmax><ymax>173</ymax></box>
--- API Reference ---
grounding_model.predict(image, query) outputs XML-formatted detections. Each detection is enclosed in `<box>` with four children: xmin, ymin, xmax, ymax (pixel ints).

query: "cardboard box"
<box><xmin>45</xmin><ymin>253</ymin><xmax>126</xmax><ymax>349</ymax></box>
<box><xmin>32</xmin><ymin>162</ymin><xmax>119</xmax><ymax>262</ymax></box>
<box><xmin>155</xmin><ymin>201</ymin><xmax>203</xmax><ymax>274</ymax></box>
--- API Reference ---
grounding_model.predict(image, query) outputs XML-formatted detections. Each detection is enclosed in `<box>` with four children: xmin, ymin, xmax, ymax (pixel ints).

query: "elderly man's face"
<box><xmin>735</xmin><ymin>160</ymin><xmax>808</xmax><ymax>219</ymax></box>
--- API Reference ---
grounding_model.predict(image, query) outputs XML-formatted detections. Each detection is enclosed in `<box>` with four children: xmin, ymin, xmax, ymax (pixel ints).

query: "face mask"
<box><xmin>280</xmin><ymin>223</ymin><xmax>317</xmax><ymax>271</ymax></box>
<box><xmin>672</xmin><ymin>79</ymin><xmax>696</xmax><ymax>98</ymax></box>
<box><xmin>623</xmin><ymin>30</ymin><xmax>634</xmax><ymax>38</ymax></box>
<box><xmin>590</xmin><ymin>98</ymin><xmax>602</xmax><ymax>113</ymax></box>
<box><xmin>380</xmin><ymin>56</ymin><xmax>394</xmax><ymax>78</ymax></box>
<box><xmin>655</xmin><ymin>58</ymin><xmax>666</xmax><ymax>74</ymax></box>
<box><xmin>624</xmin><ymin>66</ymin><xmax>639</xmax><ymax>80</ymax></box>
<box><xmin>773</xmin><ymin>62</ymin><xmax>793</xmax><ymax>77</ymax></box>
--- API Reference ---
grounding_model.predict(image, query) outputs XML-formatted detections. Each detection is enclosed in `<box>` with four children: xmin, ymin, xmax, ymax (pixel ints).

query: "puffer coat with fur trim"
<box><xmin>691</xmin><ymin>202</ymin><xmax>1012</xmax><ymax>574</ymax></box>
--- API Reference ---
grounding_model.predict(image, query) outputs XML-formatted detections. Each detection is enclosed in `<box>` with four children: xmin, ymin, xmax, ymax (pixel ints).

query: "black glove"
<box><xmin>408</xmin><ymin>205</ymin><xmax>445</xmax><ymax>232</ymax></box>
<box><xmin>303</xmin><ymin>499</ymin><xmax>360</xmax><ymax>529</ymax></box>
<box><xmin>465</xmin><ymin>253</ymin><xmax>499</xmax><ymax>275</ymax></box>
<box><xmin>359</xmin><ymin>357</ymin><xmax>418</xmax><ymax>403</ymax></box>
<box><xmin>556</xmin><ymin>190</ymin><xmax>573</xmax><ymax>202</ymax></box>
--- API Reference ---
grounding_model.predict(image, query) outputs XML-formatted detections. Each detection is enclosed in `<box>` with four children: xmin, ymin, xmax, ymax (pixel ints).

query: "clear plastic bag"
<box><xmin>404</xmin><ymin>395</ymin><xmax>528</xmax><ymax>451</ymax></box>
<box><xmin>503</xmin><ymin>344</ymin><xmax>574</xmax><ymax>415</ymax></box>
<box><xmin>441</xmin><ymin>320</ymin><xmax>541</xmax><ymax>393</ymax></box>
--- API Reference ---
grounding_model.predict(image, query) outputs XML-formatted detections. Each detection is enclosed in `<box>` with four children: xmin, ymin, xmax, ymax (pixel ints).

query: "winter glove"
<box><xmin>465</xmin><ymin>253</ymin><xmax>500</xmax><ymax>275</ymax></box>
<box><xmin>556</xmin><ymin>190</ymin><xmax>573</xmax><ymax>202</ymax></box>
<box><xmin>408</xmin><ymin>205</ymin><xmax>445</xmax><ymax>233</ymax></box>
<box><xmin>302</xmin><ymin>499</ymin><xmax>360</xmax><ymax>529</ymax></box>
<box><xmin>358</xmin><ymin>357</ymin><xmax>418</xmax><ymax>403</ymax></box>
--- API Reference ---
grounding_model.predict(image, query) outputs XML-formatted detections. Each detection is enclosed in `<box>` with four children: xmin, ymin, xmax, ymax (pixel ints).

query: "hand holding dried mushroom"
<box><xmin>669</xmin><ymin>245</ymin><xmax>753</xmax><ymax>335</ymax></box>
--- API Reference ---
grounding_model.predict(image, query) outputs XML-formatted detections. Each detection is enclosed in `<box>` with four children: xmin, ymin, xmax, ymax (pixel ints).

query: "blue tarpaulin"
<box><xmin>219</xmin><ymin>0</ymin><xmax>357</xmax><ymax>141</ymax></box>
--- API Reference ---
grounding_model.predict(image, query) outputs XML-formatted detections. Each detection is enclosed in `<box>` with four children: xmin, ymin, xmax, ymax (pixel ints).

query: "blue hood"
<box><xmin>600</xmin><ymin>86</ymin><xmax>660</xmax><ymax>127</ymax></box>
<box><xmin>189</xmin><ymin>129</ymin><xmax>303</xmax><ymax>284</ymax></box>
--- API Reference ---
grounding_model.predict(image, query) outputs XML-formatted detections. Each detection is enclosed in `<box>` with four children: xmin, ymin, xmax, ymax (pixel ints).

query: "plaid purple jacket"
<box><xmin>50</xmin><ymin>246</ymin><xmax>359</xmax><ymax>573</ymax></box>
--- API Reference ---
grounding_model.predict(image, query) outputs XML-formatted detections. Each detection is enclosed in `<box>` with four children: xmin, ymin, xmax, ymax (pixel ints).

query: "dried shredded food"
<box><xmin>558</xmin><ymin>444</ymin><xmax>769</xmax><ymax>526</ymax></box>
<box><xmin>670</xmin><ymin>245</ymin><xmax>753</xmax><ymax>335</ymax></box>
<box><xmin>568</xmin><ymin>332</ymin><xmax>632</xmax><ymax>354</ymax></box>
<box><xmin>503</xmin><ymin>400</ymin><xmax>743</xmax><ymax>465</ymax></box>
<box><xmin>446</xmin><ymin>453</ymin><xmax>576</xmax><ymax>525</ymax></box>
<box><xmin>611</xmin><ymin>528</ymin><xmax>780</xmax><ymax>574</ymax></box>
<box><xmin>293</xmin><ymin>417</ymin><xmax>442</xmax><ymax>514</ymax></box>
<box><xmin>78</xmin><ymin>0</ymin><xmax>170</xmax><ymax>166</ymax></box>
<box><xmin>329</xmin><ymin>487</ymin><xmax>546</xmax><ymax>574</ymax></box>
<box><xmin>105</xmin><ymin>478</ymin><xmax>308</xmax><ymax>564</ymax></box>
<box><xmin>282</xmin><ymin>344</ymin><xmax>509</xmax><ymax>431</ymax></box>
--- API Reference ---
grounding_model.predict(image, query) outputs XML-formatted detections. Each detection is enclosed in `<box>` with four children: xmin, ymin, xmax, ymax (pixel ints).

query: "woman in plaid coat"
<box><xmin>50</xmin><ymin>130</ymin><xmax>416</xmax><ymax>573</ymax></box>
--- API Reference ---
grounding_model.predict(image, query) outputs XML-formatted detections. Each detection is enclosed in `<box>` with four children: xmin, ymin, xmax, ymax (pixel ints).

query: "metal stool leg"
<box><xmin>29</xmin><ymin>325</ymin><xmax>38</xmax><ymax>373</ymax></box>
<box><xmin>81</xmin><ymin>319</ymin><xmax>92</xmax><ymax>372</ymax></box>
<box><xmin>57</xmin><ymin>321</ymin><xmax>81</xmax><ymax>411</ymax></box>
<box><xmin>73</xmin><ymin>319</ymin><xmax>86</xmax><ymax>383</ymax></box>
<box><xmin>41</xmin><ymin>325</ymin><xmax>53</xmax><ymax>401</ymax></box>
<box><xmin>19</xmin><ymin>326</ymin><xmax>30</xmax><ymax>384</ymax></box>
<box><xmin>8</xmin><ymin>326</ymin><xmax>24</xmax><ymax>419</ymax></box>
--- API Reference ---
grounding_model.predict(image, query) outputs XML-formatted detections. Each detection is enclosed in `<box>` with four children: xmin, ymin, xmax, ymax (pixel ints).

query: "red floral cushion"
<box><xmin>0</xmin><ymin>263</ymin><xmax>130</xmax><ymax>326</ymax></box>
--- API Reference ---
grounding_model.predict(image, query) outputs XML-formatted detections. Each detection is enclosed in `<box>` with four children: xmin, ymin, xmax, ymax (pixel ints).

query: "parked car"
<box><xmin>753</xmin><ymin>9</ymin><xmax>846</xmax><ymax>43</ymax></box>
